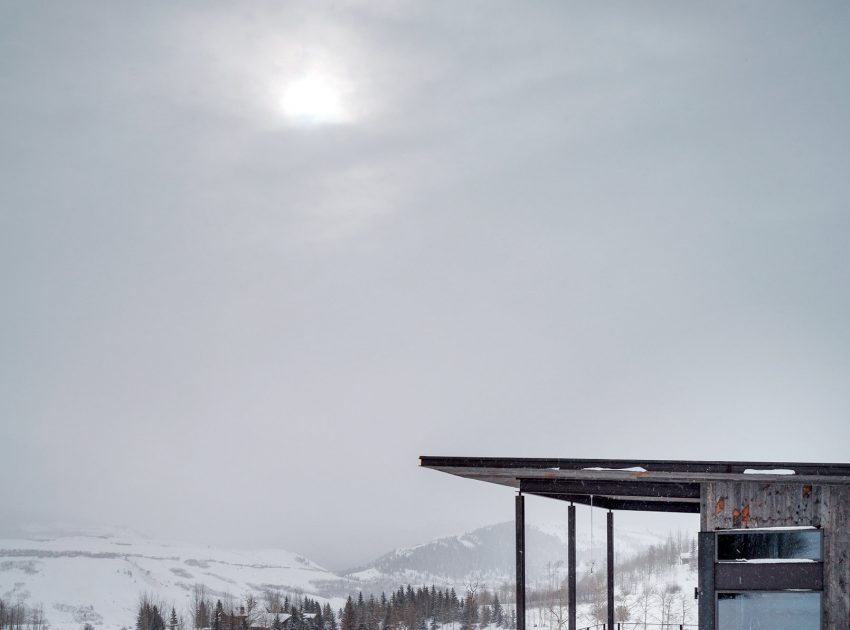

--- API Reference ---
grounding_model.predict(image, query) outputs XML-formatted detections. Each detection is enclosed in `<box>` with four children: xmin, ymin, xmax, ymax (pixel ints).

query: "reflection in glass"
<box><xmin>718</xmin><ymin>592</ymin><xmax>820</xmax><ymax>629</ymax></box>
<box><xmin>717</xmin><ymin>530</ymin><xmax>822</xmax><ymax>561</ymax></box>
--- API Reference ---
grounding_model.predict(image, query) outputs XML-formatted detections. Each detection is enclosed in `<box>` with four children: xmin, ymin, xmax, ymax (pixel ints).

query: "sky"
<box><xmin>1</xmin><ymin>1</ymin><xmax>849</xmax><ymax>571</ymax></box>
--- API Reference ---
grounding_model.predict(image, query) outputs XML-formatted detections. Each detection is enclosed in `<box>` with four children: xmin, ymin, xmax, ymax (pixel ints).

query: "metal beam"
<box><xmin>420</xmin><ymin>455</ymin><xmax>850</xmax><ymax>479</ymax></box>
<box><xmin>531</xmin><ymin>493</ymin><xmax>700</xmax><ymax>513</ymax></box>
<box><xmin>516</xmin><ymin>494</ymin><xmax>525</xmax><ymax>630</ymax></box>
<box><xmin>521</xmin><ymin>478</ymin><xmax>700</xmax><ymax>499</ymax></box>
<box><xmin>607</xmin><ymin>511</ymin><xmax>614</xmax><ymax>630</ymax></box>
<box><xmin>568</xmin><ymin>504</ymin><xmax>576</xmax><ymax>630</ymax></box>
<box><xmin>715</xmin><ymin>562</ymin><xmax>823</xmax><ymax>591</ymax></box>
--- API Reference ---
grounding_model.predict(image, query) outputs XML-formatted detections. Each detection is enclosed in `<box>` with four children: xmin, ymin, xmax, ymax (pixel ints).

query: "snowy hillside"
<box><xmin>0</xmin><ymin>522</ymin><xmax>696</xmax><ymax>630</ymax></box>
<box><xmin>0</xmin><ymin>530</ymin><xmax>340</xmax><ymax>630</ymax></box>
<box><xmin>343</xmin><ymin>521</ymin><xmax>676</xmax><ymax>591</ymax></box>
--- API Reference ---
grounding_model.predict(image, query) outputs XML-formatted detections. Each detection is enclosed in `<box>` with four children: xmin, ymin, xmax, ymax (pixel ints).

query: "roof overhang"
<box><xmin>420</xmin><ymin>456</ymin><xmax>850</xmax><ymax>514</ymax></box>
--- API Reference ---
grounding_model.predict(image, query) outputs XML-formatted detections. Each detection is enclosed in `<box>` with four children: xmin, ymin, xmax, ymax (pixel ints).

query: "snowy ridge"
<box><xmin>343</xmin><ymin>521</ymin><xmax>673</xmax><ymax>590</ymax></box>
<box><xmin>0</xmin><ymin>532</ymin><xmax>340</xmax><ymax>630</ymax></box>
<box><xmin>0</xmin><ymin>522</ymin><xmax>694</xmax><ymax>630</ymax></box>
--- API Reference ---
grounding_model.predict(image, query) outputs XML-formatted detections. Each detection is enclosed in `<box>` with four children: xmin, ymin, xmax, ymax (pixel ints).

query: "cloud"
<box><xmin>1</xmin><ymin>0</ymin><xmax>849</xmax><ymax>569</ymax></box>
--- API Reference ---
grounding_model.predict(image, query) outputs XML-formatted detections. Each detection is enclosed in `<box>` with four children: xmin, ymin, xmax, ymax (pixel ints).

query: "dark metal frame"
<box><xmin>516</xmin><ymin>494</ymin><xmax>525</xmax><ymax>630</ymax></box>
<box><xmin>707</xmin><ymin>529</ymin><xmax>824</xmax><ymax>628</ymax></box>
<box><xmin>715</xmin><ymin>562</ymin><xmax>824</xmax><ymax>591</ymax></box>
<box><xmin>714</xmin><ymin>527</ymin><xmax>824</xmax><ymax>563</ymax></box>
<box><xmin>567</xmin><ymin>504</ymin><xmax>576</xmax><ymax>630</ymax></box>
<box><xmin>606</xmin><ymin>511</ymin><xmax>614</xmax><ymax>630</ymax></box>
<box><xmin>420</xmin><ymin>456</ymin><xmax>850</xmax><ymax>479</ymax></box>
<box><xmin>698</xmin><ymin>532</ymin><xmax>716</xmax><ymax>630</ymax></box>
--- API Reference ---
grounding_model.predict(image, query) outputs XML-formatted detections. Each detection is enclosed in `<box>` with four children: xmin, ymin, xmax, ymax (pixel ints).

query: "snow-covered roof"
<box><xmin>420</xmin><ymin>456</ymin><xmax>850</xmax><ymax>513</ymax></box>
<box><xmin>252</xmin><ymin>612</ymin><xmax>292</xmax><ymax>628</ymax></box>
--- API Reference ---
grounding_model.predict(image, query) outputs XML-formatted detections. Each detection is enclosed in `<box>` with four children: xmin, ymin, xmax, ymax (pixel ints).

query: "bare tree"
<box><xmin>655</xmin><ymin>583</ymin><xmax>680</xmax><ymax>626</ymax></box>
<box><xmin>676</xmin><ymin>590</ymin><xmax>693</xmax><ymax>625</ymax></box>
<box><xmin>242</xmin><ymin>595</ymin><xmax>258</xmax><ymax>629</ymax></box>
<box><xmin>543</xmin><ymin>562</ymin><xmax>568</xmax><ymax>630</ymax></box>
<box><xmin>635</xmin><ymin>578</ymin><xmax>656</xmax><ymax>630</ymax></box>
<box><xmin>263</xmin><ymin>591</ymin><xmax>284</xmax><ymax>615</ymax></box>
<box><xmin>29</xmin><ymin>604</ymin><xmax>47</xmax><ymax>630</ymax></box>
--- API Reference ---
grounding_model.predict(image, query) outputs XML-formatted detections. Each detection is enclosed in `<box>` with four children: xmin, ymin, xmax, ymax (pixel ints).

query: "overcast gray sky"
<box><xmin>1</xmin><ymin>1</ymin><xmax>849</xmax><ymax>570</ymax></box>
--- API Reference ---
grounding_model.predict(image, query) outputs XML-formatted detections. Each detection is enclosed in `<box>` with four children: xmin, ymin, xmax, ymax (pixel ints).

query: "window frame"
<box><xmin>714</xmin><ymin>526</ymin><xmax>823</xmax><ymax>563</ymax></box>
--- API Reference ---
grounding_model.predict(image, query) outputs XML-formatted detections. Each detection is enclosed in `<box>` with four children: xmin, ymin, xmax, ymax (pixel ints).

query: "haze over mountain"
<box><xmin>0</xmin><ymin>521</ymin><xmax>686</xmax><ymax>630</ymax></box>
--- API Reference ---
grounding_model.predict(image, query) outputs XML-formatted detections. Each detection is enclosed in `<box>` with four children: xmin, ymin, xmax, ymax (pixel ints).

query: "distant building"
<box><xmin>421</xmin><ymin>456</ymin><xmax>850</xmax><ymax>630</ymax></box>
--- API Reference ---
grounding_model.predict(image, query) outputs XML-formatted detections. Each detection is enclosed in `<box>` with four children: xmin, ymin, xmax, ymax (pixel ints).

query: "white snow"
<box><xmin>743</xmin><ymin>468</ymin><xmax>796</xmax><ymax>475</ymax></box>
<box><xmin>582</xmin><ymin>466</ymin><xmax>648</xmax><ymax>473</ymax></box>
<box><xmin>0</xmin><ymin>532</ymin><xmax>343</xmax><ymax>630</ymax></box>
<box><xmin>716</xmin><ymin>525</ymin><xmax>817</xmax><ymax>532</ymax></box>
<box><xmin>722</xmin><ymin>558</ymin><xmax>817</xmax><ymax>564</ymax></box>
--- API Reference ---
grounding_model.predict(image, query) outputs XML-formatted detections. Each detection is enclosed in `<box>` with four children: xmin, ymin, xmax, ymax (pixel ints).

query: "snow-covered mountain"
<box><xmin>0</xmin><ymin>529</ymin><xmax>340</xmax><ymax>630</ymax></box>
<box><xmin>342</xmin><ymin>521</ymin><xmax>674</xmax><ymax>592</ymax></box>
<box><xmin>0</xmin><ymin>522</ymin><xmax>688</xmax><ymax>630</ymax></box>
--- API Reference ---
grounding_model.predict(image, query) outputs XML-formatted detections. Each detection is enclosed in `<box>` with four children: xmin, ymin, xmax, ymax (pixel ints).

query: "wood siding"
<box><xmin>702</xmin><ymin>481</ymin><xmax>850</xmax><ymax>629</ymax></box>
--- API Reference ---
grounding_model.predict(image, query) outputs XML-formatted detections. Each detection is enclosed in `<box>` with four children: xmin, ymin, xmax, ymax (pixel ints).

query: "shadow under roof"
<box><xmin>420</xmin><ymin>456</ymin><xmax>850</xmax><ymax>514</ymax></box>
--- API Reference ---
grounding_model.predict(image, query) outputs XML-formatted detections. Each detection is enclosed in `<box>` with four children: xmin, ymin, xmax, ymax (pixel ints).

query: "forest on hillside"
<box><xmin>130</xmin><ymin>532</ymin><xmax>697</xmax><ymax>630</ymax></box>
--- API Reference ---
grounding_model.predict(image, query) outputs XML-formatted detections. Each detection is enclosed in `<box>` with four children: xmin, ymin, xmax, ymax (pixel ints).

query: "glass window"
<box><xmin>717</xmin><ymin>529</ymin><xmax>822</xmax><ymax>561</ymax></box>
<box><xmin>718</xmin><ymin>592</ymin><xmax>821</xmax><ymax>629</ymax></box>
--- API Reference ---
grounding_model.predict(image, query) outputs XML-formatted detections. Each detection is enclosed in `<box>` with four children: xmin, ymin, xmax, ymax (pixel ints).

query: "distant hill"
<box><xmin>0</xmin><ymin>529</ymin><xmax>338</xmax><ymax>630</ymax></box>
<box><xmin>0</xmin><ymin>522</ymin><xmax>682</xmax><ymax>630</ymax></box>
<box><xmin>340</xmin><ymin>521</ymin><xmax>672</xmax><ymax>593</ymax></box>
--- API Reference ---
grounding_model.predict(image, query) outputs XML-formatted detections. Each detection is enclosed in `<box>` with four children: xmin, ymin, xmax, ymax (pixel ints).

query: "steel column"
<box><xmin>607</xmin><ymin>510</ymin><xmax>614</xmax><ymax>629</ymax></box>
<box><xmin>516</xmin><ymin>494</ymin><xmax>525</xmax><ymax>630</ymax></box>
<box><xmin>568</xmin><ymin>504</ymin><xmax>576</xmax><ymax>630</ymax></box>
<box><xmin>697</xmin><ymin>531</ymin><xmax>715</xmax><ymax>630</ymax></box>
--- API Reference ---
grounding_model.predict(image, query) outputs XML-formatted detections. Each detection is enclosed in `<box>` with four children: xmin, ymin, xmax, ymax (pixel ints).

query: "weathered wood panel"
<box><xmin>822</xmin><ymin>484</ymin><xmax>850</xmax><ymax>629</ymax></box>
<box><xmin>702</xmin><ymin>481</ymin><xmax>850</xmax><ymax>629</ymax></box>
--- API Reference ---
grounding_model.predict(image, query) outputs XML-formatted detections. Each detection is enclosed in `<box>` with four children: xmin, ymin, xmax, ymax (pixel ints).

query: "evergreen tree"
<box><xmin>152</xmin><ymin>606</ymin><xmax>166</xmax><ymax>630</ymax></box>
<box><xmin>324</xmin><ymin>604</ymin><xmax>338</xmax><ymax>630</ymax></box>
<box><xmin>136</xmin><ymin>602</ymin><xmax>149</xmax><ymax>630</ymax></box>
<box><xmin>196</xmin><ymin>598</ymin><xmax>210</xmax><ymax>630</ymax></box>
<box><xmin>341</xmin><ymin>597</ymin><xmax>356</xmax><ymax>630</ymax></box>
<box><xmin>491</xmin><ymin>596</ymin><xmax>503</xmax><ymax>628</ymax></box>
<box><xmin>480</xmin><ymin>606</ymin><xmax>490</xmax><ymax>629</ymax></box>
<box><xmin>289</xmin><ymin>607</ymin><xmax>302</xmax><ymax>630</ymax></box>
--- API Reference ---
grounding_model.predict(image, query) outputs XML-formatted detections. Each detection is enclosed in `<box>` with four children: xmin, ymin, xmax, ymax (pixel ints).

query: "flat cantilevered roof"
<box><xmin>420</xmin><ymin>456</ymin><xmax>850</xmax><ymax>513</ymax></box>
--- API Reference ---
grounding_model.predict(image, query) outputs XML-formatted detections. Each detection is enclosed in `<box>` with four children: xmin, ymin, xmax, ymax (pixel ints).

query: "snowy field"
<box><xmin>0</xmin><ymin>531</ymin><xmax>342</xmax><ymax>630</ymax></box>
<box><xmin>0</xmin><ymin>523</ymin><xmax>697</xmax><ymax>630</ymax></box>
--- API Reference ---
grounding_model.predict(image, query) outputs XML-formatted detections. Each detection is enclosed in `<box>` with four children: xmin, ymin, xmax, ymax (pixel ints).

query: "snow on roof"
<box><xmin>716</xmin><ymin>525</ymin><xmax>818</xmax><ymax>532</ymax></box>
<box><xmin>743</xmin><ymin>468</ymin><xmax>795</xmax><ymax>475</ymax></box>
<box><xmin>252</xmin><ymin>612</ymin><xmax>291</xmax><ymax>628</ymax></box>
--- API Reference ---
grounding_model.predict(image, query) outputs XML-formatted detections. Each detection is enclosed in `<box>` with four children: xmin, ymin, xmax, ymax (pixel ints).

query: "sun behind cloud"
<box><xmin>280</xmin><ymin>73</ymin><xmax>349</xmax><ymax>126</ymax></box>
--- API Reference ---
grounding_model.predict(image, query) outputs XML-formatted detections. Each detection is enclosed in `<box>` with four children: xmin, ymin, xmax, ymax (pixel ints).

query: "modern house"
<box><xmin>420</xmin><ymin>456</ymin><xmax>850</xmax><ymax>630</ymax></box>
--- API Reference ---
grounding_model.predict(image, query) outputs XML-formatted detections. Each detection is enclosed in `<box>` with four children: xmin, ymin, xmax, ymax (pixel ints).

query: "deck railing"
<box><xmin>577</xmin><ymin>625</ymin><xmax>698</xmax><ymax>630</ymax></box>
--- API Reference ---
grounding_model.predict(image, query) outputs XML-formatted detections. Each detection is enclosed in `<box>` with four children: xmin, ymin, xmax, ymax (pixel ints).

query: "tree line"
<box><xmin>135</xmin><ymin>583</ymin><xmax>515</xmax><ymax>630</ymax></box>
<box><xmin>340</xmin><ymin>585</ymin><xmax>514</xmax><ymax>630</ymax></box>
<box><xmin>0</xmin><ymin>599</ymin><xmax>47</xmax><ymax>630</ymax></box>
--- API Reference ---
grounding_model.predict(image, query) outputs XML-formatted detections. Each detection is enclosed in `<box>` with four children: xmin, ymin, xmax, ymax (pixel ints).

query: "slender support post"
<box><xmin>607</xmin><ymin>510</ymin><xmax>614</xmax><ymax>630</ymax></box>
<box><xmin>698</xmin><ymin>531</ymin><xmax>716</xmax><ymax>630</ymax></box>
<box><xmin>516</xmin><ymin>493</ymin><xmax>525</xmax><ymax>630</ymax></box>
<box><xmin>568</xmin><ymin>504</ymin><xmax>576</xmax><ymax>630</ymax></box>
